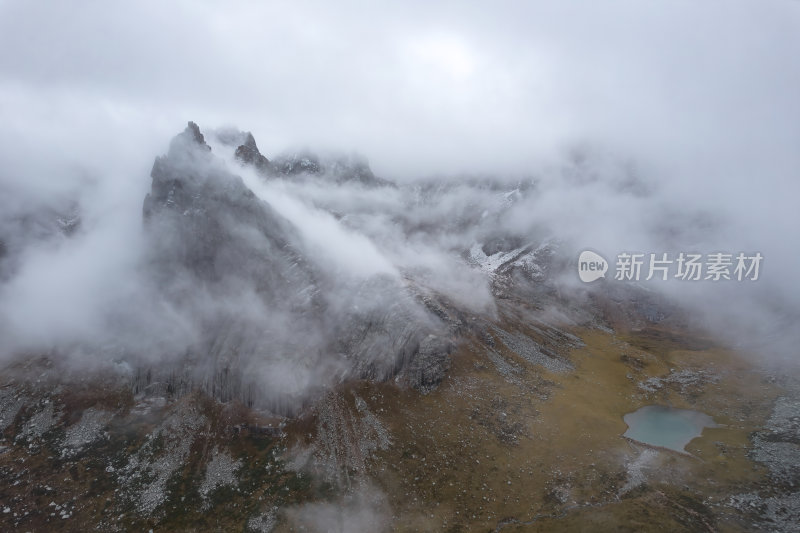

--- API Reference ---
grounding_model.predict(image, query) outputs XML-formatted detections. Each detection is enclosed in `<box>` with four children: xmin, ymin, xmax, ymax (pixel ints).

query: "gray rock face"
<box><xmin>215</xmin><ymin>125</ymin><xmax>389</xmax><ymax>189</ymax></box>
<box><xmin>726</xmin><ymin>392</ymin><xmax>800</xmax><ymax>532</ymax></box>
<box><xmin>234</xmin><ymin>132</ymin><xmax>272</xmax><ymax>174</ymax></box>
<box><xmin>491</xmin><ymin>326</ymin><xmax>573</xmax><ymax>373</ymax></box>
<box><xmin>136</xmin><ymin>122</ymin><xmax>450</xmax><ymax>411</ymax></box>
<box><xmin>272</xmin><ymin>150</ymin><xmax>323</xmax><ymax>176</ymax></box>
<box><xmin>143</xmin><ymin>122</ymin><xmax>318</xmax><ymax>293</ymax></box>
<box><xmin>398</xmin><ymin>334</ymin><xmax>454</xmax><ymax>392</ymax></box>
<box><xmin>751</xmin><ymin>395</ymin><xmax>800</xmax><ymax>487</ymax></box>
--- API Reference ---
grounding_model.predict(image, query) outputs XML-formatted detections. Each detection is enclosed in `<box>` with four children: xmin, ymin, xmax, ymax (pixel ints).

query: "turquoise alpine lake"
<box><xmin>623</xmin><ymin>405</ymin><xmax>716</xmax><ymax>452</ymax></box>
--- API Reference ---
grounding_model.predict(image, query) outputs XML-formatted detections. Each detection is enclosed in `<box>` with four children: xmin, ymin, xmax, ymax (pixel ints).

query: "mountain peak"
<box><xmin>185</xmin><ymin>121</ymin><xmax>208</xmax><ymax>147</ymax></box>
<box><xmin>166</xmin><ymin>121</ymin><xmax>211</xmax><ymax>159</ymax></box>
<box><xmin>234</xmin><ymin>132</ymin><xmax>271</xmax><ymax>173</ymax></box>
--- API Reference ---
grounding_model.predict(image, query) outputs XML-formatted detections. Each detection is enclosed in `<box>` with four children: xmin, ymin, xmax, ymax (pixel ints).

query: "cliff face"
<box><xmin>137</xmin><ymin>122</ymin><xmax>451</xmax><ymax>412</ymax></box>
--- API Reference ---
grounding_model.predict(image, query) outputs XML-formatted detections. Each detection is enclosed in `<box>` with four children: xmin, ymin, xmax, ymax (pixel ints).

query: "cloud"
<box><xmin>283</xmin><ymin>483</ymin><xmax>391</xmax><ymax>533</ymax></box>
<box><xmin>0</xmin><ymin>0</ymin><xmax>798</xmax><ymax>381</ymax></box>
<box><xmin>2</xmin><ymin>1</ymin><xmax>797</xmax><ymax>178</ymax></box>
<box><xmin>237</xmin><ymin>168</ymin><xmax>399</xmax><ymax>280</ymax></box>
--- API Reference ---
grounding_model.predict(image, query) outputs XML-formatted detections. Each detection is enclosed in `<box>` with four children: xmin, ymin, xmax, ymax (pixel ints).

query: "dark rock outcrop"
<box><xmin>234</xmin><ymin>132</ymin><xmax>272</xmax><ymax>174</ymax></box>
<box><xmin>272</xmin><ymin>151</ymin><xmax>323</xmax><ymax>176</ymax></box>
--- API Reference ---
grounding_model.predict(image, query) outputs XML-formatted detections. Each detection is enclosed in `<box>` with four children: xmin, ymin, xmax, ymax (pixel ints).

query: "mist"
<box><xmin>1</xmin><ymin>0</ymin><xmax>799</xmax><ymax>394</ymax></box>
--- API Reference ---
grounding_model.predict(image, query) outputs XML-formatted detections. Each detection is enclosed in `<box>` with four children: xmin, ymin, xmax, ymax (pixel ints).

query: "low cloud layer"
<box><xmin>0</xmin><ymin>1</ymin><xmax>798</xmax><ymax>389</ymax></box>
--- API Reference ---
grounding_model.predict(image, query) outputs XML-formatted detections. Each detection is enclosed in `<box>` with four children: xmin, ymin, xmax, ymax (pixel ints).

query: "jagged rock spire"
<box><xmin>166</xmin><ymin>121</ymin><xmax>211</xmax><ymax>160</ymax></box>
<box><xmin>234</xmin><ymin>132</ymin><xmax>271</xmax><ymax>174</ymax></box>
<box><xmin>185</xmin><ymin>121</ymin><xmax>207</xmax><ymax>146</ymax></box>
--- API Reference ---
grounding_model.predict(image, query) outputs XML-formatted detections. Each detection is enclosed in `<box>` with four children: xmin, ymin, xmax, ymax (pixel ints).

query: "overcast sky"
<box><xmin>0</xmin><ymin>0</ymin><xmax>797</xmax><ymax>180</ymax></box>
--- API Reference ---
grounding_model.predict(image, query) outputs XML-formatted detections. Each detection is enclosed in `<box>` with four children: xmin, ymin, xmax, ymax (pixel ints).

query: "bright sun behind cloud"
<box><xmin>406</xmin><ymin>34</ymin><xmax>476</xmax><ymax>79</ymax></box>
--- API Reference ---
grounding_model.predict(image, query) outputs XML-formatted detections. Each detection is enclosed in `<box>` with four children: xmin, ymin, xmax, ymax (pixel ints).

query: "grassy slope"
<box><xmin>300</xmin><ymin>325</ymin><xmax>783</xmax><ymax>532</ymax></box>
